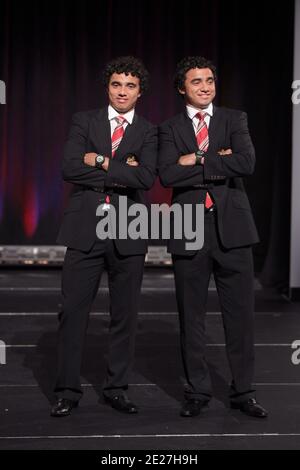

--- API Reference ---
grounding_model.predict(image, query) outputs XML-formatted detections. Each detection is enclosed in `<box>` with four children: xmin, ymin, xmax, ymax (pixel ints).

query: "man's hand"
<box><xmin>102</xmin><ymin>157</ymin><xmax>110</xmax><ymax>171</ymax></box>
<box><xmin>83</xmin><ymin>153</ymin><xmax>110</xmax><ymax>171</ymax></box>
<box><xmin>218</xmin><ymin>148</ymin><xmax>232</xmax><ymax>156</ymax></box>
<box><xmin>177</xmin><ymin>153</ymin><xmax>197</xmax><ymax>166</ymax></box>
<box><xmin>84</xmin><ymin>152</ymin><xmax>97</xmax><ymax>167</ymax></box>
<box><xmin>126</xmin><ymin>155</ymin><xmax>139</xmax><ymax>167</ymax></box>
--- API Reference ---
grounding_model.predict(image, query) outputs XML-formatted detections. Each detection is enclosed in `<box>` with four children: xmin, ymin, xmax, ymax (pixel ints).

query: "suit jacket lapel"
<box><xmin>90</xmin><ymin>109</ymin><xmax>142</xmax><ymax>159</ymax></box>
<box><xmin>174</xmin><ymin>106</ymin><xmax>224</xmax><ymax>153</ymax></box>
<box><xmin>90</xmin><ymin>108</ymin><xmax>112</xmax><ymax>156</ymax></box>
<box><xmin>207</xmin><ymin>106</ymin><xmax>223</xmax><ymax>151</ymax></box>
<box><xmin>113</xmin><ymin>113</ymin><xmax>140</xmax><ymax>160</ymax></box>
<box><xmin>174</xmin><ymin>112</ymin><xmax>198</xmax><ymax>151</ymax></box>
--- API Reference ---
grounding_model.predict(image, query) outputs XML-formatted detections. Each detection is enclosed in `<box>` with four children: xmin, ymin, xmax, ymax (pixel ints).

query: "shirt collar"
<box><xmin>108</xmin><ymin>105</ymin><xmax>135</xmax><ymax>124</ymax></box>
<box><xmin>186</xmin><ymin>102</ymin><xmax>213</xmax><ymax>120</ymax></box>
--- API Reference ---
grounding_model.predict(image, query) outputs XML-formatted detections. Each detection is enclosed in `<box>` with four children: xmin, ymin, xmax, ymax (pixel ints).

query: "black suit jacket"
<box><xmin>57</xmin><ymin>107</ymin><xmax>157</xmax><ymax>254</ymax></box>
<box><xmin>158</xmin><ymin>106</ymin><xmax>259</xmax><ymax>255</ymax></box>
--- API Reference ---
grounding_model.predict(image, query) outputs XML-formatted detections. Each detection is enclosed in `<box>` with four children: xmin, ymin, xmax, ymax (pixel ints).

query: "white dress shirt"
<box><xmin>108</xmin><ymin>105</ymin><xmax>135</xmax><ymax>136</ymax></box>
<box><xmin>186</xmin><ymin>102</ymin><xmax>213</xmax><ymax>134</ymax></box>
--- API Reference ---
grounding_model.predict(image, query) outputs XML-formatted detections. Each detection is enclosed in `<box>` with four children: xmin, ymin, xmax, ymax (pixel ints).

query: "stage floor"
<box><xmin>0</xmin><ymin>268</ymin><xmax>300</xmax><ymax>450</ymax></box>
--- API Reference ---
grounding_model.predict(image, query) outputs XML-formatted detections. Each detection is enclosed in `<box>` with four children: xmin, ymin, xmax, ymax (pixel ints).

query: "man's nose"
<box><xmin>200</xmin><ymin>84</ymin><xmax>209</xmax><ymax>92</ymax></box>
<box><xmin>118</xmin><ymin>87</ymin><xmax>127</xmax><ymax>96</ymax></box>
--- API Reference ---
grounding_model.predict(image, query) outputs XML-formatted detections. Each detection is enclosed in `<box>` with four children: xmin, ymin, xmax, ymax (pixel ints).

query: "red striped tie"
<box><xmin>196</xmin><ymin>112</ymin><xmax>213</xmax><ymax>209</ymax></box>
<box><xmin>111</xmin><ymin>115</ymin><xmax>126</xmax><ymax>157</ymax></box>
<box><xmin>104</xmin><ymin>115</ymin><xmax>127</xmax><ymax>205</ymax></box>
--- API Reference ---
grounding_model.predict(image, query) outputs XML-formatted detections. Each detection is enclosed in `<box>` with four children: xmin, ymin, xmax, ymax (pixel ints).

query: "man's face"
<box><xmin>108</xmin><ymin>72</ymin><xmax>141</xmax><ymax>113</ymax></box>
<box><xmin>179</xmin><ymin>67</ymin><xmax>216</xmax><ymax>109</ymax></box>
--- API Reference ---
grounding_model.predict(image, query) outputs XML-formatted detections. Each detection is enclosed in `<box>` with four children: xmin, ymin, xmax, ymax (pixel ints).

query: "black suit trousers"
<box><xmin>172</xmin><ymin>211</ymin><xmax>255</xmax><ymax>402</ymax></box>
<box><xmin>54</xmin><ymin>238</ymin><xmax>145</xmax><ymax>401</ymax></box>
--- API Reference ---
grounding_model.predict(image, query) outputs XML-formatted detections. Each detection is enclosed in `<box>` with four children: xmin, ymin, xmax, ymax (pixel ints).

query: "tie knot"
<box><xmin>116</xmin><ymin>115</ymin><xmax>126</xmax><ymax>125</ymax></box>
<box><xmin>196</xmin><ymin>112</ymin><xmax>207</xmax><ymax>121</ymax></box>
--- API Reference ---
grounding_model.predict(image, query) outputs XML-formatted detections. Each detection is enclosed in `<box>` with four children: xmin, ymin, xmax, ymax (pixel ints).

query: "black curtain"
<box><xmin>0</xmin><ymin>0</ymin><xmax>294</xmax><ymax>287</ymax></box>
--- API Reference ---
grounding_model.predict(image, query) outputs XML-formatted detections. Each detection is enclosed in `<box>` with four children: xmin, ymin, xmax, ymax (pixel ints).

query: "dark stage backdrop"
<box><xmin>0</xmin><ymin>0</ymin><xmax>294</xmax><ymax>286</ymax></box>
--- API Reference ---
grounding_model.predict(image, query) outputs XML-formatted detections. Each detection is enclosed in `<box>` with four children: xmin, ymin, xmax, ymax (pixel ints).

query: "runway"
<box><xmin>0</xmin><ymin>267</ymin><xmax>300</xmax><ymax>450</ymax></box>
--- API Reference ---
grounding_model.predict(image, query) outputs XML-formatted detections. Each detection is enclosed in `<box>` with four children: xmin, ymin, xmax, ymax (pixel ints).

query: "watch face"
<box><xmin>96</xmin><ymin>155</ymin><xmax>104</xmax><ymax>164</ymax></box>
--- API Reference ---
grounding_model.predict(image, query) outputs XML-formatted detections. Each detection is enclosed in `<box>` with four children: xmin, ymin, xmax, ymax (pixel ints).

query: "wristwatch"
<box><xmin>95</xmin><ymin>154</ymin><xmax>105</xmax><ymax>168</ymax></box>
<box><xmin>195</xmin><ymin>149</ymin><xmax>205</xmax><ymax>165</ymax></box>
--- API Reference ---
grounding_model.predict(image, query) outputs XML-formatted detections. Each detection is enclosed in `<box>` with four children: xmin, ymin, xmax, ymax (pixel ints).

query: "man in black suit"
<box><xmin>159</xmin><ymin>56</ymin><xmax>268</xmax><ymax>418</ymax></box>
<box><xmin>51</xmin><ymin>56</ymin><xmax>157</xmax><ymax>417</ymax></box>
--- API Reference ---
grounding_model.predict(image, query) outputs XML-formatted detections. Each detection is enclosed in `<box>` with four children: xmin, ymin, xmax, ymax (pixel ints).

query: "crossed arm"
<box><xmin>63</xmin><ymin>113</ymin><xmax>157</xmax><ymax>190</ymax></box>
<box><xmin>158</xmin><ymin>112</ymin><xmax>255</xmax><ymax>188</ymax></box>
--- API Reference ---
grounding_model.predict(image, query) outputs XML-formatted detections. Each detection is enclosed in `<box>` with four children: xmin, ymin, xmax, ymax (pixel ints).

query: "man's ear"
<box><xmin>178</xmin><ymin>88</ymin><xmax>185</xmax><ymax>95</ymax></box>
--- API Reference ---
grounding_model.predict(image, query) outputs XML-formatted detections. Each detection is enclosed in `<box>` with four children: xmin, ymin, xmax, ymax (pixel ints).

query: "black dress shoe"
<box><xmin>180</xmin><ymin>398</ymin><xmax>209</xmax><ymax>417</ymax></box>
<box><xmin>231</xmin><ymin>398</ymin><xmax>268</xmax><ymax>418</ymax></box>
<box><xmin>50</xmin><ymin>398</ymin><xmax>78</xmax><ymax>417</ymax></box>
<box><xmin>104</xmin><ymin>394</ymin><xmax>138</xmax><ymax>414</ymax></box>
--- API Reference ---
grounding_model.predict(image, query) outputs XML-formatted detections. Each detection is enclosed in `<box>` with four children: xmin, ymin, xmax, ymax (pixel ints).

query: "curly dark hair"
<box><xmin>174</xmin><ymin>56</ymin><xmax>217</xmax><ymax>94</ymax></box>
<box><xmin>102</xmin><ymin>56</ymin><xmax>150</xmax><ymax>94</ymax></box>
